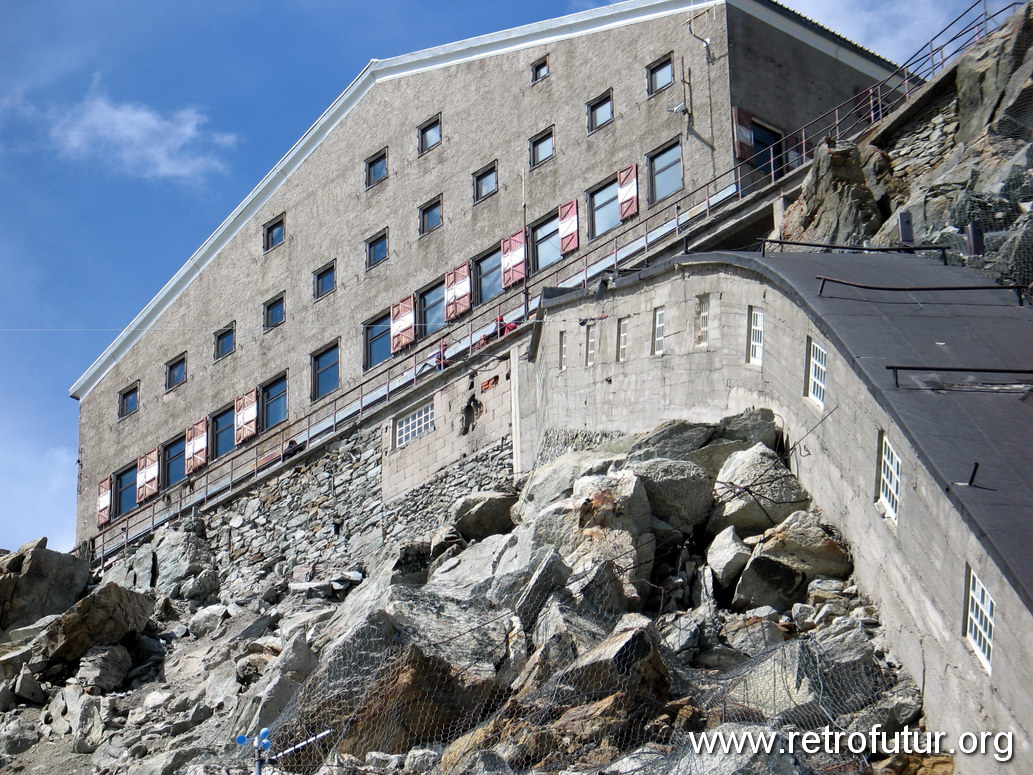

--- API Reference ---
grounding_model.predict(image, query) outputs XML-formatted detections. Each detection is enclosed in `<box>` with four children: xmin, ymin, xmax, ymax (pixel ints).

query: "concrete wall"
<box><xmin>517</xmin><ymin>264</ymin><xmax>1032</xmax><ymax>773</ymax></box>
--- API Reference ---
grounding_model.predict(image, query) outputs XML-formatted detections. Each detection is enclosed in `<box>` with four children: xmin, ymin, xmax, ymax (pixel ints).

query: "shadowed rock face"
<box><xmin>0</xmin><ymin>538</ymin><xmax>89</xmax><ymax>632</ymax></box>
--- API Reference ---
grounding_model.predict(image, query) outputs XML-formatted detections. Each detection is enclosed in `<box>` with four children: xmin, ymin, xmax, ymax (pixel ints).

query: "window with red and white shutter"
<box><xmin>617</xmin><ymin>165</ymin><xmax>638</xmax><ymax>220</ymax></box>
<box><xmin>501</xmin><ymin>229</ymin><xmax>526</xmax><ymax>288</ymax></box>
<box><xmin>137</xmin><ymin>449</ymin><xmax>159</xmax><ymax>502</ymax></box>
<box><xmin>391</xmin><ymin>296</ymin><xmax>416</xmax><ymax>352</ymax></box>
<box><xmin>185</xmin><ymin>419</ymin><xmax>208</xmax><ymax>474</ymax></box>
<box><xmin>732</xmin><ymin>107</ymin><xmax>754</xmax><ymax>161</ymax></box>
<box><xmin>558</xmin><ymin>200</ymin><xmax>579</xmax><ymax>254</ymax></box>
<box><xmin>97</xmin><ymin>477</ymin><xmax>111</xmax><ymax>527</ymax></box>
<box><xmin>445</xmin><ymin>263</ymin><xmax>471</xmax><ymax>321</ymax></box>
<box><xmin>235</xmin><ymin>389</ymin><xmax>258</xmax><ymax>445</ymax></box>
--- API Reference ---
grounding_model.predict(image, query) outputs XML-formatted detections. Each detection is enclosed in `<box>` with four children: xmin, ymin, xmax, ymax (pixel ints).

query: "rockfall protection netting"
<box><xmin>214</xmin><ymin>438</ymin><xmax>897</xmax><ymax>775</ymax></box>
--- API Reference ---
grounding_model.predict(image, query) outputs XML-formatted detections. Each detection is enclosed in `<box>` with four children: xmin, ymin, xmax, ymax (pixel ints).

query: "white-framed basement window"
<box><xmin>396</xmin><ymin>402</ymin><xmax>435</xmax><ymax>448</ymax></box>
<box><xmin>695</xmin><ymin>294</ymin><xmax>711</xmax><ymax>347</ymax></box>
<box><xmin>651</xmin><ymin>306</ymin><xmax>665</xmax><ymax>355</ymax></box>
<box><xmin>806</xmin><ymin>337</ymin><xmax>828</xmax><ymax>407</ymax></box>
<box><xmin>966</xmin><ymin>568</ymin><xmax>995</xmax><ymax>673</ymax></box>
<box><xmin>878</xmin><ymin>433</ymin><xmax>901</xmax><ymax>519</ymax></box>
<box><xmin>585</xmin><ymin>324</ymin><xmax>597</xmax><ymax>366</ymax></box>
<box><xmin>747</xmin><ymin>306</ymin><xmax>764</xmax><ymax>364</ymax></box>
<box><xmin>616</xmin><ymin>317</ymin><xmax>629</xmax><ymax>362</ymax></box>
<box><xmin>558</xmin><ymin>331</ymin><xmax>567</xmax><ymax>370</ymax></box>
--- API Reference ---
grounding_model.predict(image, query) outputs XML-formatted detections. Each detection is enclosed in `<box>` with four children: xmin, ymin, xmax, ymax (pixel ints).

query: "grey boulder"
<box><xmin>449</xmin><ymin>491</ymin><xmax>517</xmax><ymax>542</ymax></box>
<box><xmin>0</xmin><ymin>537</ymin><xmax>90</xmax><ymax>632</ymax></box>
<box><xmin>707</xmin><ymin>526</ymin><xmax>751</xmax><ymax>588</ymax></box>
<box><xmin>627</xmin><ymin>458</ymin><xmax>713</xmax><ymax>532</ymax></box>
<box><xmin>751</xmin><ymin>511</ymin><xmax>852</xmax><ymax>582</ymax></box>
<box><xmin>709</xmin><ymin>444</ymin><xmax>811</xmax><ymax>536</ymax></box>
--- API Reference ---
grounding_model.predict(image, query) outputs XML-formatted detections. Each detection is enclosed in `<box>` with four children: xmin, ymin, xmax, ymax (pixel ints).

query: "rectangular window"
<box><xmin>473</xmin><ymin>162</ymin><xmax>498</xmax><ymax>203</ymax></box>
<box><xmin>263</xmin><ymin>215</ymin><xmax>285</xmax><ymax>251</ymax></box>
<box><xmin>695</xmin><ymin>294</ymin><xmax>710</xmax><ymax>347</ymax></box>
<box><xmin>314</xmin><ymin>261</ymin><xmax>336</xmax><ymax>299</ymax></box>
<box><xmin>753</xmin><ymin>122</ymin><xmax>785</xmax><ymax>179</ymax></box>
<box><xmin>163</xmin><ymin>436</ymin><xmax>186</xmax><ymax>488</ymax></box>
<box><xmin>649</xmin><ymin>141</ymin><xmax>683</xmax><ymax>203</ymax></box>
<box><xmin>420</xmin><ymin>197</ymin><xmax>443</xmax><ymax>235</ymax></box>
<box><xmin>878</xmin><ymin>433</ymin><xmax>901</xmax><ymax>519</ymax></box>
<box><xmin>211</xmin><ymin>407</ymin><xmax>235</xmax><ymax>460</ymax></box>
<box><xmin>118</xmin><ymin>384</ymin><xmax>139</xmax><ymax>418</ymax></box>
<box><xmin>166</xmin><ymin>354</ymin><xmax>187</xmax><ymax>391</ymax></box>
<box><xmin>476</xmin><ymin>248</ymin><xmax>503</xmax><ymax>305</ymax></box>
<box><xmin>261</xmin><ymin>375</ymin><xmax>288</xmax><ymax>430</ymax></box>
<box><xmin>558</xmin><ymin>331</ymin><xmax>567</xmax><ymax>370</ymax></box>
<box><xmin>532</xmin><ymin>215</ymin><xmax>561</xmax><ymax>271</ymax></box>
<box><xmin>966</xmin><ymin>569</ymin><xmax>995</xmax><ymax>672</ymax></box>
<box><xmin>806</xmin><ymin>338</ymin><xmax>828</xmax><ymax>407</ymax></box>
<box><xmin>616</xmin><ymin>317</ymin><xmax>629</xmax><ymax>363</ymax></box>
<box><xmin>264</xmin><ymin>294</ymin><xmax>285</xmax><ymax>330</ymax></box>
<box><xmin>652</xmin><ymin>307</ymin><xmax>666</xmax><ymax>355</ymax></box>
<box><xmin>531</xmin><ymin>56</ymin><xmax>549</xmax><ymax>83</ymax></box>
<box><xmin>114</xmin><ymin>465</ymin><xmax>137</xmax><ymax>517</ymax></box>
<box><xmin>420</xmin><ymin>282</ymin><xmax>446</xmax><ymax>337</ymax></box>
<box><xmin>366</xmin><ymin>230</ymin><xmax>389</xmax><ymax>268</ymax></box>
<box><xmin>530</xmin><ymin>128</ymin><xmax>554</xmax><ymax>168</ymax></box>
<box><xmin>585</xmin><ymin>324</ymin><xmax>596</xmax><ymax>366</ymax></box>
<box><xmin>647</xmin><ymin>55</ymin><xmax>675</xmax><ymax>95</ymax></box>
<box><xmin>214</xmin><ymin>324</ymin><xmax>235</xmax><ymax>360</ymax></box>
<box><xmin>588</xmin><ymin>91</ymin><xmax>614</xmax><ymax>132</ymax></box>
<box><xmin>365</xmin><ymin>149</ymin><xmax>388</xmax><ymax>187</ymax></box>
<box><xmin>312</xmin><ymin>343</ymin><xmax>340</xmax><ymax>400</ymax></box>
<box><xmin>747</xmin><ymin>306</ymin><xmax>764</xmax><ymax>364</ymax></box>
<box><xmin>589</xmin><ymin>179</ymin><xmax>620</xmax><ymax>239</ymax></box>
<box><xmin>365</xmin><ymin>313</ymin><xmax>392</xmax><ymax>369</ymax></box>
<box><xmin>396</xmin><ymin>402</ymin><xmax>435</xmax><ymax>447</ymax></box>
<box><xmin>418</xmin><ymin>116</ymin><xmax>441</xmax><ymax>154</ymax></box>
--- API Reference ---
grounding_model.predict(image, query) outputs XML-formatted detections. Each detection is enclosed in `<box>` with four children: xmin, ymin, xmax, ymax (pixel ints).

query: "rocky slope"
<box><xmin>779</xmin><ymin>2</ymin><xmax>1033</xmax><ymax>294</ymax></box>
<box><xmin>0</xmin><ymin>410</ymin><xmax>951</xmax><ymax>775</ymax></box>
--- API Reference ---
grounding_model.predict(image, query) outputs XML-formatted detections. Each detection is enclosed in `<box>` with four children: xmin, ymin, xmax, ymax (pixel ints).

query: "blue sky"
<box><xmin>0</xmin><ymin>0</ymin><xmax>975</xmax><ymax>552</ymax></box>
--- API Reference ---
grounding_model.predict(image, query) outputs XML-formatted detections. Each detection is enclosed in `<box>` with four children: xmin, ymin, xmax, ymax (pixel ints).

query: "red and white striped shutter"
<box><xmin>137</xmin><ymin>448</ymin><xmax>159</xmax><ymax>502</ymax></box>
<box><xmin>185</xmin><ymin>418</ymin><xmax>208</xmax><ymax>474</ymax></box>
<box><xmin>391</xmin><ymin>295</ymin><xmax>416</xmax><ymax>352</ymax></box>
<box><xmin>501</xmin><ymin>229</ymin><xmax>526</xmax><ymax>288</ymax></box>
<box><xmin>617</xmin><ymin>165</ymin><xmax>638</xmax><ymax>220</ymax></box>
<box><xmin>445</xmin><ymin>263</ymin><xmax>472</xmax><ymax>320</ymax></box>
<box><xmin>558</xmin><ymin>200</ymin><xmax>579</xmax><ymax>254</ymax></box>
<box><xmin>732</xmin><ymin>107</ymin><xmax>754</xmax><ymax>160</ymax></box>
<box><xmin>97</xmin><ymin>477</ymin><xmax>111</xmax><ymax>527</ymax></box>
<box><xmin>235</xmin><ymin>389</ymin><xmax>258</xmax><ymax>445</ymax></box>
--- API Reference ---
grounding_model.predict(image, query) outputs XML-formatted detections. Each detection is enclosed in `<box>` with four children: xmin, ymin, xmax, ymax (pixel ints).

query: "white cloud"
<box><xmin>0</xmin><ymin>444</ymin><xmax>78</xmax><ymax>553</ymax></box>
<box><xmin>50</xmin><ymin>86</ymin><xmax>236</xmax><ymax>181</ymax></box>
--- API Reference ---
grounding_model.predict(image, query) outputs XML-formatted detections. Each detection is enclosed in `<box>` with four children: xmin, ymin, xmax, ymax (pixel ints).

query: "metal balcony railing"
<box><xmin>86</xmin><ymin>0</ymin><xmax>1019</xmax><ymax>565</ymax></box>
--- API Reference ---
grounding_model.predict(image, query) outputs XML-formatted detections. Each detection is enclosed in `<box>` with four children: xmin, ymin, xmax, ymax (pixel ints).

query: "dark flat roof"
<box><xmin>685</xmin><ymin>250</ymin><xmax>1033</xmax><ymax>612</ymax></box>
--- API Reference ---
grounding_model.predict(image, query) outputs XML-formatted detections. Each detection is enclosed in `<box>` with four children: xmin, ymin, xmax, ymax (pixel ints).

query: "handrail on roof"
<box><xmin>761</xmin><ymin>239</ymin><xmax>949</xmax><ymax>264</ymax></box>
<box><xmin>816</xmin><ymin>276</ymin><xmax>1026</xmax><ymax>305</ymax></box>
<box><xmin>887</xmin><ymin>365</ymin><xmax>1033</xmax><ymax>388</ymax></box>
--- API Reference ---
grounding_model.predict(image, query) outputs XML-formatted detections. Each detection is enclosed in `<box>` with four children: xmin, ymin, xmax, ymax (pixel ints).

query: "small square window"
<box><xmin>474</xmin><ymin>162</ymin><xmax>498</xmax><ymax>203</ymax></box>
<box><xmin>419</xmin><ymin>116</ymin><xmax>442</xmax><ymax>154</ymax></box>
<box><xmin>261</xmin><ymin>374</ymin><xmax>288</xmax><ymax>430</ymax></box>
<box><xmin>420</xmin><ymin>197</ymin><xmax>443</xmax><ymax>235</ymax></box>
<box><xmin>264</xmin><ymin>215</ymin><xmax>285</xmax><ymax>251</ymax></box>
<box><xmin>314</xmin><ymin>262</ymin><xmax>336</xmax><ymax>299</ymax></box>
<box><xmin>396</xmin><ymin>403</ymin><xmax>435</xmax><ymax>447</ymax></box>
<box><xmin>588</xmin><ymin>91</ymin><xmax>614</xmax><ymax>132</ymax></box>
<box><xmin>367</xmin><ymin>230</ymin><xmax>389</xmax><ymax>268</ymax></box>
<box><xmin>366</xmin><ymin>149</ymin><xmax>388</xmax><ymax>187</ymax></box>
<box><xmin>264</xmin><ymin>294</ymin><xmax>286</xmax><ymax>330</ymax></box>
<box><xmin>365</xmin><ymin>312</ymin><xmax>392</xmax><ymax>370</ymax></box>
<box><xmin>312</xmin><ymin>342</ymin><xmax>340</xmax><ymax>400</ymax></box>
<box><xmin>118</xmin><ymin>384</ymin><xmax>139</xmax><ymax>418</ymax></box>
<box><xmin>166</xmin><ymin>355</ymin><xmax>187</xmax><ymax>391</ymax></box>
<box><xmin>531</xmin><ymin>56</ymin><xmax>549</xmax><ymax>83</ymax></box>
<box><xmin>648</xmin><ymin>55</ymin><xmax>675</xmax><ymax>95</ymax></box>
<box><xmin>530</xmin><ymin>128</ymin><xmax>554</xmax><ymax>168</ymax></box>
<box><xmin>214</xmin><ymin>324</ymin><xmax>235</xmax><ymax>361</ymax></box>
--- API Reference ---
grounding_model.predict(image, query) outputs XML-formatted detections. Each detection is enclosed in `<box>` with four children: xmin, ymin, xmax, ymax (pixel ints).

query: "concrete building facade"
<box><xmin>518</xmin><ymin>251</ymin><xmax>1033</xmax><ymax>771</ymax></box>
<box><xmin>70</xmin><ymin>0</ymin><xmax>899</xmax><ymax>547</ymax></box>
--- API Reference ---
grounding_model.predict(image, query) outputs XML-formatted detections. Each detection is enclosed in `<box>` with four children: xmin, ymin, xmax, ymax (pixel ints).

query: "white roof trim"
<box><xmin>69</xmin><ymin>0</ymin><xmax>897</xmax><ymax>400</ymax></box>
